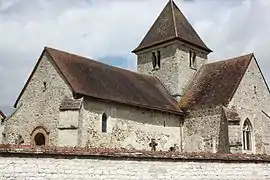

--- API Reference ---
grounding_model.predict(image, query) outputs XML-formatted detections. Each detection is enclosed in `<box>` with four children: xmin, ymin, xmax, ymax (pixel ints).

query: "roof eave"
<box><xmin>13</xmin><ymin>47</ymin><xmax>78</xmax><ymax>108</ymax></box>
<box><xmin>226</xmin><ymin>53</ymin><xmax>254</xmax><ymax>103</ymax></box>
<box><xmin>132</xmin><ymin>37</ymin><xmax>212</xmax><ymax>54</ymax></box>
<box><xmin>79</xmin><ymin>93</ymin><xmax>184</xmax><ymax>116</ymax></box>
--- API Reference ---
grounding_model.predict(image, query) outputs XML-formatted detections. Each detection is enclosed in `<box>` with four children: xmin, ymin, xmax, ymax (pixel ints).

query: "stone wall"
<box><xmin>79</xmin><ymin>98</ymin><xmax>182</xmax><ymax>151</ymax></box>
<box><xmin>228</xmin><ymin>57</ymin><xmax>270</xmax><ymax>154</ymax></box>
<box><xmin>3</xmin><ymin>53</ymin><xmax>73</xmax><ymax>146</ymax></box>
<box><xmin>136</xmin><ymin>41</ymin><xmax>208</xmax><ymax>96</ymax></box>
<box><xmin>183</xmin><ymin>106</ymin><xmax>229</xmax><ymax>153</ymax></box>
<box><xmin>0</xmin><ymin>146</ymin><xmax>269</xmax><ymax>180</ymax></box>
<box><xmin>0</xmin><ymin>123</ymin><xmax>4</xmax><ymax>145</ymax></box>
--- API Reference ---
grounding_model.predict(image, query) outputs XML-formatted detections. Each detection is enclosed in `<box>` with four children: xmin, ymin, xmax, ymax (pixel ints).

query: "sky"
<box><xmin>0</xmin><ymin>0</ymin><xmax>270</xmax><ymax>115</ymax></box>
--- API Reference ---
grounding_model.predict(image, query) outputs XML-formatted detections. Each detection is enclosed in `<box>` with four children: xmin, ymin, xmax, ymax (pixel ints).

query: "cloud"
<box><xmin>0</xmin><ymin>0</ymin><xmax>270</xmax><ymax>114</ymax></box>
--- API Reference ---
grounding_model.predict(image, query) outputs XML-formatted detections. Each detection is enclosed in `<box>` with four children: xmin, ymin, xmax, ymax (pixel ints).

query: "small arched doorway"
<box><xmin>31</xmin><ymin>126</ymin><xmax>49</xmax><ymax>146</ymax></box>
<box><xmin>34</xmin><ymin>133</ymin><xmax>46</xmax><ymax>146</ymax></box>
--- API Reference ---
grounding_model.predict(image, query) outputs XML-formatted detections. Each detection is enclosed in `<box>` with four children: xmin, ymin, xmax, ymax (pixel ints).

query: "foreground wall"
<box><xmin>1</xmin><ymin>157</ymin><xmax>270</xmax><ymax>179</ymax></box>
<box><xmin>0</xmin><ymin>146</ymin><xmax>269</xmax><ymax>180</ymax></box>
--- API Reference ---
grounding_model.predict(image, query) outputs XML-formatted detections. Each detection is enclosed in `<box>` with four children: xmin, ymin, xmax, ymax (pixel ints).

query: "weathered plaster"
<box><xmin>79</xmin><ymin>98</ymin><xmax>182</xmax><ymax>151</ymax></box>
<box><xmin>58</xmin><ymin>111</ymin><xmax>79</xmax><ymax>129</ymax></box>
<box><xmin>57</xmin><ymin>110</ymin><xmax>80</xmax><ymax>147</ymax></box>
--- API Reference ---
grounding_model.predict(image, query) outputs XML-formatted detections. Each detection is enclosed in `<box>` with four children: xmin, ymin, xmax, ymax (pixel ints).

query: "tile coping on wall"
<box><xmin>0</xmin><ymin>144</ymin><xmax>269</xmax><ymax>163</ymax></box>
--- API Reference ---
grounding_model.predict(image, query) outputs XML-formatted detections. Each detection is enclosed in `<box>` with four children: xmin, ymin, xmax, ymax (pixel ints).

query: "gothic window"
<box><xmin>102</xmin><ymin>113</ymin><xmax>107</xmax><ymax>133</ymax></box>
<box><xmin>157</xmin><ymin>51</ymin><xmax>161</xmax><ymax>68</ymax></box>
<box><xmin>152</xmin><ymin>52</ymin><xmax>157</xmax><ymax>69</ymax></box>
<box><xmin>243</xmin><ymin>119</ymin><xmax>252</xmax><ymax>150</ymax></box>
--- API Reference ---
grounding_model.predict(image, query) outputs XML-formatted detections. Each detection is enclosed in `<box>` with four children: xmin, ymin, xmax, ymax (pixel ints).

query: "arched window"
<box><xmin>243</xmin><ymin>119</ymin><xmax>252</xmax><ymax>150</ymax></box>
<box><xmin>152</xmin><ymin>52</ymin><xmax>157</xmax><ymax>69</ymax></box>
<box><xmin>157</xmin><ymin>51</ymin><xmax>161</xmax><ymax>68</ymax></box>
<box><xmin>189</xmin><ymin>50</ymin><xmax>197</xmax><ymax>69</ymax></box>
<box><xmin>102</xmin><ymin>113</ymin><xmax>107</xmax><ymax>133</ymax></box>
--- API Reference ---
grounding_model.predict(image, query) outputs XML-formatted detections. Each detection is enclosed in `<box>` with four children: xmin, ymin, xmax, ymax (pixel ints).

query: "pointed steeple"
<box><xmin>133</xmin><ymin>0</ymin><xmax>212</xmax><ymax>53</ymax></box>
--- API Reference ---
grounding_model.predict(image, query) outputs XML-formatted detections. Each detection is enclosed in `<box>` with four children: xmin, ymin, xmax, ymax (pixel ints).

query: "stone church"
<box><xmin>2</xmin><ymin>0</ymin><xmax>270</xmax><ymax>154</ymax></box>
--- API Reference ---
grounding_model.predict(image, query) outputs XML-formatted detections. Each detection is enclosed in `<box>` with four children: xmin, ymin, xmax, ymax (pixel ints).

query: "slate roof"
<box><xmin>14</xmin><ymin>47</ymin><xmax>182</xmax><ymax>115</ymax></box>
<box><xmin>222</xmin><ymin>107</ymin><xmax>241</xmax><ymax>122</ymax></box>
<box><xmin>59</xmin><ymin>96</ymin><xmax>83</xmax><ymax>111</ymax></box>
<box><xmin>133</xmin><ymin>0</ymin><xmax>212</xmax><ymax>53</ymax></box>
<box><xmin>179</xmin><ymin>54</ymin><xmax>254</xmax><ymax>109</ymax></box>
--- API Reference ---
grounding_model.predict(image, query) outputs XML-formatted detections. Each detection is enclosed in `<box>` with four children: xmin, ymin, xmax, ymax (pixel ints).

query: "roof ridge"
<box><xmin>227</xmin><ymin>54</ymin><xmax>253</xmax><ymax>103</ymax></box>
<box><xmin>45</xmin><ymin>46</ymin><xmax>157</xmax><ymax>80</ymax></box>
<box><xmin>14</xmin><ymin>47</ymin><xmax>183</xmax><ymax>115</ymax></box>
<box><xmin>206</xmin><ymin>53</ymin><xmax>254</xmax><ymax>66</ymax></box>
<box><xmin>170</xmin><ymin>0</ymin><xmax>178</xmax><ymax>37</ymax></box>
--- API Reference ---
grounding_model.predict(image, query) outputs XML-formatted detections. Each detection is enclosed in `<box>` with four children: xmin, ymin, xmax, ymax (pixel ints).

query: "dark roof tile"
<box><xmin>222</xmin><ymin>107</ymin><xmax>241</xmax><ymax>122</ymax></box>
<box><xmin>133</xmin><ymin>0</ymin><xmax>211</xmax><ymax>53</ymax></box>
<box><xmin>46</xmin><ymin>47</ymin><xmax>182</xmax><ymax>114</ymax></box>
<box><xmin>179</xmin><ymin>54</ymin><xmax>253</xmax><ymax>108</ymax></box>
<box><xmin>59</xmin><ymin>96</ymin><xmax>82</xmax><ymax>111</ymax></box>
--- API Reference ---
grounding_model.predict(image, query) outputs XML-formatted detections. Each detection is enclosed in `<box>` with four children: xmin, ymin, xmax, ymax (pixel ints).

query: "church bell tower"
<box><xmin>132</xmin><ymin>0</ymin><xmax>212</xmax><ymax>98</ymax></box>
